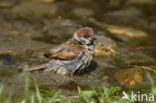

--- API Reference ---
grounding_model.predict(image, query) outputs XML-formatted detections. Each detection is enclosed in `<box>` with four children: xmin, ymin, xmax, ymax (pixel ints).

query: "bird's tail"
<box><xmin>23</xmin><ymin>63</ymin><xmax>48</xmax><ymax>72</ymax></box>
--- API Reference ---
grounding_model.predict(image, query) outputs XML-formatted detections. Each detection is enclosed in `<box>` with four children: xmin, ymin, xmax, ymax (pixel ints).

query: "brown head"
<box><xmin>74</xmin><ymin>27</ymin><xmax>96</xmax><ymax>45</ymax></box>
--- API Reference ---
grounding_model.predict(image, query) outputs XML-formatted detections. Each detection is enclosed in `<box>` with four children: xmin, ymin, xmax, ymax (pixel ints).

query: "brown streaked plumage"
<box><xmin>23</xmin><ymin>27</ymin><xmax>96</xmax><ymax>75</ymax></box>
<box><xmin>44</xmin><ymin>39</ymin><xmax>83</xmax><ymax>60</ymax></box>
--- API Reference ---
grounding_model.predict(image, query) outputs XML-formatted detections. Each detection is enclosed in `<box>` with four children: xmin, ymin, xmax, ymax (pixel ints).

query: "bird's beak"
<box><xmin>88</xmin><ymin>36</ymin><xmax>96</xmax><ymax>41</ymax></box>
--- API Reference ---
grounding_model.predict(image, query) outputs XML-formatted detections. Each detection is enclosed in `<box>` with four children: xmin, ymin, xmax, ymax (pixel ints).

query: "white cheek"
<box><xmin>74</xmin><ymin>33</ymin><xmax>79</xmax><ymax>41</ymax></box>
<box><xmin>73</xmin><ymin>34</ymin><xmax>90</xmax><ymax>44</ymax></box>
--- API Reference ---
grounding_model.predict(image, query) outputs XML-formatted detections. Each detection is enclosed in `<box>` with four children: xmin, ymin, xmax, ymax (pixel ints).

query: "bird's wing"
<box><xmin>44</xmin><ymin>39</ymin><xmax>83</xmax><ymax>60</ymax></box>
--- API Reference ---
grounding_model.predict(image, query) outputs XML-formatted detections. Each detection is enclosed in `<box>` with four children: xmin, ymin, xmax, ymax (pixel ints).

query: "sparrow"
<box><xmin>23</xmin><ymin>27</ymin><xmax>96</xmax><ymax>75</ymax></box>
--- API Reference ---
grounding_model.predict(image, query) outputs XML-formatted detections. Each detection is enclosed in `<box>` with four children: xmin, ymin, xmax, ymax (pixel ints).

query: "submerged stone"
<box><xmin>72</xmin><ymin>8</ymin><xmax>94</xmax><ymax>18</ymax></box>
<box><xmin>115</xmin><ymin>67</ymin><xmax>144</xmax><ymax>86</ymax></box>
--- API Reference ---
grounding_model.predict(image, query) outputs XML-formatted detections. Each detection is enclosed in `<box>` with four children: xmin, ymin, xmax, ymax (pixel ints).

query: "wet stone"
<box><xmin>94</xmin><ymin>35</ymin><xmax>118</xmax><ymax>57</ymax></box>
<box><xmin>28</xmin><ymin>0</ymin><xmax>55</xmax><ymax>3</ymax></box>
<box><xmin>125</xmin><ymin>53</ymin><xmax>155</xmax><ymax>65</ymax></box>
<box><xmin>12</xmin><ymin>1</ymin><xmax>57</xmax><ymax>17</ymax></box>
<box><xmin>0</xmin><ymin>17</ymin><xmax>13</xmax><ymax>36</ymax></box>
<box><xmin>43</xmin><ymin>19</ymin><xmax>81</xmax><ymax>43</ymax></box>
<box><xmin>72</xmin><ymin>8</ymin><xmax>94</xmax><ymax>18</ymax></box>
<box><xmin>103</xmin><ymin>7</ymin><xmax>148</xmax><ymax>28</ymax></box>
<box><xmin>89</xmin><ymin>18</ymin><xmax>148</xmax><ymax>41</ymax></box>
<box><xmin>115</xmin><ymin>67</ymin><xmax>144</xmax><ymax>86</ymax></box>
<box><xmin>104</xmin><ymin>24</ymin><xmax>148</xmax><ymax>38</ymax></box>
<box><xmin>0</xmin><ymin>35</ymin><xmax>52</xmax><ymax>53</ymax></box>
<box><xmin>0</xmin><ymin>0</ymin><xmax>15</xmax><ymax>8</ymax></box>
<box><xmin>149</xmin><ymin>20</ymin><xmax>156</xmax><ymax>32</ymax></box>
<box><xmin>104</xmin><ymin>7</ymin><xmax>142</xmax><ymax>19</ymax></box>
<box><xmin>126</xmin><ymin>0</ymin><xmax>156</xmax><ymax>5</ymax></box>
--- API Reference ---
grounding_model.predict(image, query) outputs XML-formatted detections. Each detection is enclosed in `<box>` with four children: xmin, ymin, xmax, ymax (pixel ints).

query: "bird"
<box><xmin>23</xmin><ymin>27</ymin><xmax>96</xmax><ymax>75</ymax></box>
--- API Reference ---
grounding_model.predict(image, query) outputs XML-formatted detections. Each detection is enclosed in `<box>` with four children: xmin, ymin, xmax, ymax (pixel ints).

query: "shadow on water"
<box><xmin>0</xmin><ymin>54</ymin><xmax>18</xmax><ymax>69</ymax></box>
<box><xmin>76</xmin><ymin>60</ymin><xmax>98</xmax><ymax>75</ymax></box>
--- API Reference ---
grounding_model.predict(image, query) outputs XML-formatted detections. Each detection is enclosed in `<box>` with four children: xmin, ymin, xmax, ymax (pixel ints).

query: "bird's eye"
<box><xmin>84</xmin><ymin>35</ymin><xmax>88</xmax><ymax>38</ymax></box>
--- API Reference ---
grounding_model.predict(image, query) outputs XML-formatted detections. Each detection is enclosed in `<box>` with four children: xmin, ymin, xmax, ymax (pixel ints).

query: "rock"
<box><xmin>0</xmin><ymin>51</ymin><xmax>19</xmax><ymax>56</ymax></box>
<box><xmin>94</xmin><ymin>35</ymin><xmax>118</xmax><ymax>57</ymax></box>
<box><xmin>12</xmin><ymin>1</ymin><xmax>57</xmax><ymax>17</ymax></box>
<box><xmin>108</xmin><ymin>0</ymin><xmax>123</xmax><ymax>7</ymax></box>
<box><xmin>104</xmin><ymin>7</ymin><xmax>142</xmax><ymax>19</ymax></box>
<box><xmin>126</xmin><ymin>0</ymin><xmax>155</xmax><ymax>5</ymax></box>
<box><xmin>125</xmin><ymin>53</ymin><xmax>155</xmax><ymax>65</ymax></box>
<box><xmin>104</xmin><ymin>24</ymin><xmax>147</xmax><ymax>38</ymax></box>
<box><xmin>72</xmin><ymin>8</ymin><xmax>94</xmax><ymax>18</ymax></box>
<box><xmin>0</xmin><ymin>0</ymin><xmax>14</xmax><ymax>8</ymax></box>
<box><xmin>149</xmin><ymin>21</ymin><xmax>156</xmax><ymax>32</ymax></box>
<box><xmin>29</xmin><ymin>0</ymin><xmax>55</xmax><ymax>3</ymax></box>
<box><xmin>115</xmin><ymin>67</ymin><xmax>144</xmax><ymax>86</ymax></box>
<box><xmin>0</xmin><ymin>35</ymin><xmax>52</xmax><ymax>53</ymax></box>
<box><xmin>89</xmin><ymin>18</ymin><xmax>148</xmax><ymax>39</ymax></box>
<box><xmin>103</xmin><ymin>7</ymin><xmax>148</xmax><ymax>28</ymax></box>
<box><xmin>0</xmin><ymin>12</ymin><xmax>44</xmax><ymax>38</ymax></box>
<box><xmin>69</xmin><ymin>0</ymin><xmax>91</xmax><ymax>4</ymax></box>
<box><xmin>44</xmin><ymin>19</ymin><xmax>81</xmax><ymax>41</ymax></box>
<box><xmin>95</xmin><ymin>46</ymin><xmax>117</xmax><ymax>57</ymax></box>
<box><xmin>0</xmin><ymin>18</ymin><xmax>13</xmax><ymax>36</ymax></box>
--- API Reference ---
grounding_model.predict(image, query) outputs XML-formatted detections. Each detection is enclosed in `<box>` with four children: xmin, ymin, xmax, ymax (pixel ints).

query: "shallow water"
<box><xmin>0</xmin><ymin>0</ymin><xmax>156</xmax><ymax>100</ymax></box>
